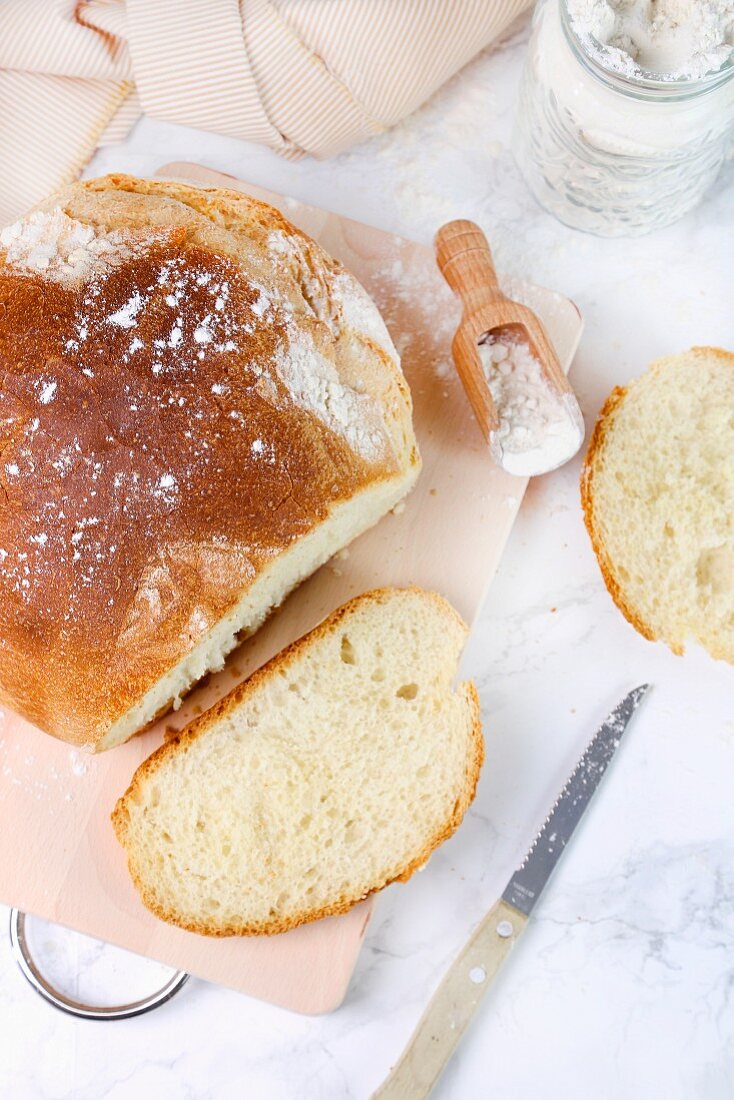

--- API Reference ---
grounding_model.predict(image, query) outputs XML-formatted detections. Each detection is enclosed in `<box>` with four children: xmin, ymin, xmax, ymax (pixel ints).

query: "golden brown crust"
<box><xmin>581</xmin><ymin>347</ymin><xmax>734</xmax><ymax>660</ymax></box>
<box><xmin>0</xmin><ymin>176</ymin><xmax>418</xmax><ymax>748</ymax></box>
<box><xmin>82</xmin><ymin>173</ymin><xmax>314</xmax><ymax>245</ymax></box>
<box><xmin>580</xmin><ymin>384</ymin><xmax>658</xmax><ymax>645</ymax></box>
<box><xmin>111</xmin><ymin>586</ymin><xmax>484</xmax><ymax>937</ymax></box>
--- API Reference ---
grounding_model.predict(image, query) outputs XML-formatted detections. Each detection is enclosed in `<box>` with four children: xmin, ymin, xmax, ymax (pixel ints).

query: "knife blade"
<box><xmin>502</xmin><ymin>683</ymin><xmax>649</xmax><ymax>916</ymax></box>
<box><xmin>374</xmin><ymin>685</ymin><xmax>650</xmax><ymax>1100</ymax></box>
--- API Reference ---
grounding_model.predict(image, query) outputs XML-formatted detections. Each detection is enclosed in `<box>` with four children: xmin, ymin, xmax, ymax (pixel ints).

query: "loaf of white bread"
<box><xmin>0</xmin><ymin>175</ymin><xmax>420</xmax><ymax>750</ymax></box>
<box><xmin>582</xmin><ymin>347</ymin><xmax>733</xmax><ymax>663</ymax></box>
<box><xmin>113</xmin><ymin>588</ymin><xmax>483</xmax><ymax>936</ymax></box>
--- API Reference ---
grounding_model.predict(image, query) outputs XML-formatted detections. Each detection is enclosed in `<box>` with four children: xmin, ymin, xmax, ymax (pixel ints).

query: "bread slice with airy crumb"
<box><xmin>112</xmin><ymin>587</ymin><xmax>483</xmax><ymax>936</ymax></box>
<box><xmin>581</xmin><ymin>346</ymin><xmax>734</xmax><ymax>662</ymax></box>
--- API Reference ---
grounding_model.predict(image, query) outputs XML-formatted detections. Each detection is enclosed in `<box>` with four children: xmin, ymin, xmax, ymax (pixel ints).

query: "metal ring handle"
<box><xmin>9</xmin><ymin>909</ymin><xmax>189</xmax><ymax>1020</ymax></box>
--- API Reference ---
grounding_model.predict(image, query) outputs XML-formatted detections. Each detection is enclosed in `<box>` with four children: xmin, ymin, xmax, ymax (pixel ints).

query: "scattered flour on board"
<box><xmin>69</xmin><ymin>750</ymin><xmax>88</xmax><ymax>777</ymax></box>
<box><xmin>0</xmin><ymin>740</ymin><xmax>89</xmax><ymax>806</ymax></box>
<box><xmin>367</xmin><ymin>253</ymin><xmax>458</xmax><ymax>379</ymax></box>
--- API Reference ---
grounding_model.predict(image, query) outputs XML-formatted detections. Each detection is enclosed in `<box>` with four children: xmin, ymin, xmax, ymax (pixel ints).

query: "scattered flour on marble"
<box><xmin>335</xmin><ymin>21</ymin><xmax>531</xmax><ymax>239</ymax></box>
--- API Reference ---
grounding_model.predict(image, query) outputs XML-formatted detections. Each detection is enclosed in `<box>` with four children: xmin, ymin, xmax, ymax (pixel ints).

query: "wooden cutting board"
<box><xmin>0</xmin><ymin>163</ymin><xmax>583</xmax><ymax>1014</ymax></box>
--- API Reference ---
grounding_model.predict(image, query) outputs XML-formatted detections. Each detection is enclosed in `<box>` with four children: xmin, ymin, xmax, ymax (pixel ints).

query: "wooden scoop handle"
<box><xmin>435</xmin><ymin>220</ymin><xmax>501</xmax><ymax>445</ymax></box>
<box><xmin>435</xmin><ymin>219</ymin><xmax>585</xmax><ymax>473</ymax></box>
<box><xmin>434</xmin><ymin>220</ymin><xmax>505</xmax><ymax>307</ymax></box>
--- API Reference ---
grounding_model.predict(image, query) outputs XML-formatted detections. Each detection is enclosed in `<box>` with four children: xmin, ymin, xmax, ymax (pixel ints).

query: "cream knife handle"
<box><xmin>372</xmin><ymin>899</ymin><xmax>528</xmax><ymax>1100</ymax></box>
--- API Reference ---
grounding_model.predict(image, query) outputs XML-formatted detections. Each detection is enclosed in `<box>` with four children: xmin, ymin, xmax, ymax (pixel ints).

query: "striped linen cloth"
<box><xmin>0</xmin><ymin>0</ymin><xmax>531</xmax><ymax>224</ymax></box>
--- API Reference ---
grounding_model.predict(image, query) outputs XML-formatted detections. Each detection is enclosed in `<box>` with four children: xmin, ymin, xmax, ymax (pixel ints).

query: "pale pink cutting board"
<box><xmin>0</xmin><ymin>163</ymin><xmax>583</xmax><ymax>1014</ymax></box>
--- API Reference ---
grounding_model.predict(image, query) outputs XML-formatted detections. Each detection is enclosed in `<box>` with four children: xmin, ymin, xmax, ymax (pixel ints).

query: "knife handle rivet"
<box><xmin>496</xmin><ymin>920</ymin><xmax>514</xmax><ymax>938</ymax></box>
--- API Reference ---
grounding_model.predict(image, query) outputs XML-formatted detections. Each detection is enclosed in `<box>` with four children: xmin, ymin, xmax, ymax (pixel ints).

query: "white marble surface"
<box><xmin>2</xmin><ymin>16</ymin><xmax>733</xmax><ymax>1100</ymax></box>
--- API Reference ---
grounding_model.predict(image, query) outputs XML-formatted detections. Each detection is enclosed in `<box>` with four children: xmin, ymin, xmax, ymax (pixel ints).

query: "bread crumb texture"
<box><xmin>112</xmin><ymin>588</ymin><xmax>483</xmax><ymax>936</ymax></box>
<box><xmin>582</xmin><ymin>347</ymin><xmax>734</xmax><ymax>662</ymax></box>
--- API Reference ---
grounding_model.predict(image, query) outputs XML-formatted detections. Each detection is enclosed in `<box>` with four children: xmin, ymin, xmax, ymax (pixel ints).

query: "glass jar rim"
<box><xmin>559</xmin><ymin>0</ymin><xmax>734</xmax><ymax>101</ymax></box>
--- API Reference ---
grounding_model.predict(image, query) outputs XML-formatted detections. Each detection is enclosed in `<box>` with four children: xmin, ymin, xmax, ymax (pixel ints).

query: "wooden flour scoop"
<box><xmin>435</xmin><ymin>220</ymin><xmax>584</xmax><ymax>476</ymax></box>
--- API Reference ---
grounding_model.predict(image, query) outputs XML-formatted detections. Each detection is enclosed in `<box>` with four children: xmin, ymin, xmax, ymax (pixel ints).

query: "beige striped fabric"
<box><xmin>0</xmin><ymin>0</ymin><xmax>531</xmax><ymax>224</ymax></box>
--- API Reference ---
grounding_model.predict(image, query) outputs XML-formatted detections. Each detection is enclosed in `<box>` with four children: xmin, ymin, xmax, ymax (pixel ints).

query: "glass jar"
<box><xmin>513</xmin><ymin>0</ymin><xmax>734</xmax><ymax>237</ymax></box>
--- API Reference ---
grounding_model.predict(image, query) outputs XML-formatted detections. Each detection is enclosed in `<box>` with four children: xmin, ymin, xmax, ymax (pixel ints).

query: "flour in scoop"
<box><xmin>478</xmin><ymin>338</ymin><xmax>580</xmax><ymax>477</ymax></box>
<box><xmin>567</xmin><ymin>0</ymin><xmax>734</xmax><ymax>80</ymax></box>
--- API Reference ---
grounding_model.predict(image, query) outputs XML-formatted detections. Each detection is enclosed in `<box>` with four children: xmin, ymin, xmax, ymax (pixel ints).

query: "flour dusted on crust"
<box><xmin>1</xmin><ymin>209</ymin><xmax>133</xmax><ymax>284</ymax></box>
<box><xmin>267</xmin><ymin>229</ymin><xmax>399</xmax><ymax>364</ymax></box>
<box><xmin>274</xmin><ymin>325</ymin><xmax>387</xmax><ymax>461</ymax></box>
<box><xmin>0</xmin><ymin>174</ymin><xmax>420</xmax><ymax>749</ymax></box>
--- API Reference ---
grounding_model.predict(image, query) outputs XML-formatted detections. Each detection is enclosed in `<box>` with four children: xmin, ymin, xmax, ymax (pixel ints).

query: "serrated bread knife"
<box><xmin>374</xmin><ymin>685</ymin><xmax>650</xmax><ymax>1100</ymax></box>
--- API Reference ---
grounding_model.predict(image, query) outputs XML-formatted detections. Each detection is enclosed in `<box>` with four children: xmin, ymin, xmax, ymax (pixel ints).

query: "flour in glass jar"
<box><xmin>566</xmin><ymin>0</ymin><xmax>734</xmax><ymax>81</ymax></box>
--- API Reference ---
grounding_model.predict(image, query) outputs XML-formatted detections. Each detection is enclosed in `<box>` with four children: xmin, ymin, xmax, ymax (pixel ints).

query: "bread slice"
<box><xmin>581</xmin><ymin>347</ymin><xmax>734</xmax><ymax>662</ymax></box>
<box><xmin>112</xmin><ymin>588</ymin><xmax>483</xmax><ymax>936</ymax></box>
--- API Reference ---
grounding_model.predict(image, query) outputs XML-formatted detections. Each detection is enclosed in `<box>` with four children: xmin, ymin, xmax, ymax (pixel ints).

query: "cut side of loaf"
<box><xmin>112</xmin><ymin>588</ymin><xmax>483</xmax><ymax>936</ymax></box>
<box><xmin>98</xmin><ymin>479</ymin><xmax>407</xmax><ymax>752</ymax></box>
<box><xmin>581</xmin><ymin>346</ymin><xmax>734</xmax><ymax>662</ymax></box>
